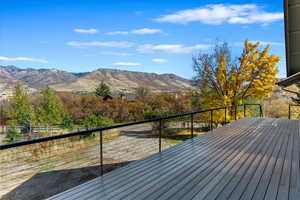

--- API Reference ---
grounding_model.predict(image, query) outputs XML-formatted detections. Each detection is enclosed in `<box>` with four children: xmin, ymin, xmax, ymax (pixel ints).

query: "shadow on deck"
<box><xmin>1</xmin><ymin>162</ymin><xmax>131</xmax><ymax>200</ymax></box>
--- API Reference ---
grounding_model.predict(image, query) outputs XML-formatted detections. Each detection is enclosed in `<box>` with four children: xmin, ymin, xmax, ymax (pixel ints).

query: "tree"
<box><xmin>58</xmin><ymin>92</ymin><xmax>103</xmax><ymax>123</ymax></box>
<box><xmin>136</xmin><ymin>85</ymin><xmax>150</xmax><ymax>100</ymax></box>
<box><xmin>193</xmin><ymin>40</ymin><xmax>280</xmax><ymax>110</ymax></box>
<box><xmin>9</xmin><ymin>85</ymin><xmax>36</xmax><ymax>129</ymax></box>
<box><xmin>191</xmin><ymin>91</ymin><xmax>201</xmax><ymax>110</ymax></box>
<box><xmin>0</xmin><ymin>100</ymin><xmax>8</xmax><ymax>128</ymax></box>
<box><xmin>37</xmin><ymin>86</ymin><xmax>64</xmax><ymax>126</ymax></box>
<box><xmin>95</xmin><ymin>82</ymin><xmax>112</xmax><ymax>97</ymax></box>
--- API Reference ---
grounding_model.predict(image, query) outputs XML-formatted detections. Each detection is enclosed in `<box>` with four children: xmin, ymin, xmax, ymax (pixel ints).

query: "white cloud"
<box><xmin>156</xmin><ymin>4</ymin><xmax>283</xmax><ymax>25</ymax></box>
<box><xmin>100</xmin><ymin>51</ymin><xmax>132</xmax><ymax>56</ymax></box>
<box><xmin>74</xmin><ymin>28</ymin><xmax>98</xmax><ymax>34</ymax></box>
<box><xmin>105</xmin><ymin>31</ymin><xmax>129</xmax><ymax>35</ymax></box>
<box><xmin>152</xmin><ymin>58</ymin><xmax>168</xmax><ymax>63</ymax></box>
<box><xmin>0</xmin><ymin>56</ymin><xmax>48</xmax><ymax>63</ymax></box>
<box><xmin>112</xmin><ymin>62</ymin><xmax>141</xmax><ymax>67</ymax></box>
<box><xmin>105</xmin><ymin>28</ymin><xmax>162</xmax><ymax>35</ymax></box>
<box><xmin>66</xmin><ymin>41</ymin><xmax>133</xmax><ymax>48</ymax></box>
<box><xmin>131</xmin><ymin>28</ymin><xmax>162</xmax><ymax>35</ymax></box>
<box><xmin>137</xmin><ymin>44</ymin><xmax>210</xmax><ymax>54</ymax></box>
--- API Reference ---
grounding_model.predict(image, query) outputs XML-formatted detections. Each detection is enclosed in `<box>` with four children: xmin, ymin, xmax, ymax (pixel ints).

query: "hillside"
<box><xmin>0</xmin><ymin>66</ymin><xmax>194</xmax><ymax>94</ymax></box>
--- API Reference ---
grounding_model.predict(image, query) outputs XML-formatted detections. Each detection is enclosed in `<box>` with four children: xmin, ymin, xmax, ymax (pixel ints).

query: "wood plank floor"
<box><xmin>47</xmin><ymin>118</ymin><xmax>300</xmax><ymax>200</ymax></box>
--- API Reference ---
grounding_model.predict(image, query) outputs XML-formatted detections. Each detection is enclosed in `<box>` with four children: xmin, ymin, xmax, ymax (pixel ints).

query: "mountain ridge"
<box><xmin>0</xmin><ymin>65</ymin><xmax>194</xmax><ymax>94</ymax></box>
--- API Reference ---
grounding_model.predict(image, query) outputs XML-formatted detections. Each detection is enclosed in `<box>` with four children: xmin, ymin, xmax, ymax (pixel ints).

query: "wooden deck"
<box><xmin>48</xmin><ymin>118</ymin><xmax>300</xmax><ymax>200</ymax></box>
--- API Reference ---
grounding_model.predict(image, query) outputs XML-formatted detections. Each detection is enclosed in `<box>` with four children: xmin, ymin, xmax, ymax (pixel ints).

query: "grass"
<box><xmin>161</xmin><ymin>128</ymin><xmax>206</xmax><ymax>145</ymax></box>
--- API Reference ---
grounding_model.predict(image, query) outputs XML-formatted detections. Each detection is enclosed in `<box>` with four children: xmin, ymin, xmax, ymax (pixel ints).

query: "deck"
<box><xmin>48</xmin><ymin>118</ymin><xmax>300</xmax><ymax>200</ymax></box>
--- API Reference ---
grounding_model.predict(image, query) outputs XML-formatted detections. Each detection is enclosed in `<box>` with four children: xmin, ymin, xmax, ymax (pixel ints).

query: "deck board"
<box><xmin>47</xmin><ymin>118</ymin><xmax>300</xmax><ymax>200</ymax></box>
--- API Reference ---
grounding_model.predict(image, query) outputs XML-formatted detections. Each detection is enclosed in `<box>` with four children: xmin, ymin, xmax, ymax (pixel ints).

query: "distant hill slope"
<box><xmin>0</xmin><ymin>66</ymin><xmax>194</xmax><ymax>93</ymax></box>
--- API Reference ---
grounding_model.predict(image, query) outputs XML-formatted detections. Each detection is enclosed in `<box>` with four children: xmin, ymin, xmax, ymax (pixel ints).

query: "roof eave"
<box><xmin>277</xmin><ymin>72</ymin><xmax>300</xmax><ymax>87</ymax></box>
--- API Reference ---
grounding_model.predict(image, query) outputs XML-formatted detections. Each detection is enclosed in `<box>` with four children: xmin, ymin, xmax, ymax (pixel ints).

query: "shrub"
<box><xmin>5</xmin><ymin>127</ymin><xmax>21</xmax><ymax>142</ymax></box>
<box><xmin>80</xmin><ymin>114</ymin><xmax>114</xmax><ymax>139</ymax></box>
<box><xmin>60</xmin><ymin>114</ymin><xmax>74</xmax><ymax>129</ymax></box>
<box><xmin>144</xmin><ymin>109</ymin><xmax>176</xmax><ymax>134</ymax></box>
<box><xmin>81</xmin><ymin>114</ymin><xmax>114</xmax><ymax>130</ymax></box>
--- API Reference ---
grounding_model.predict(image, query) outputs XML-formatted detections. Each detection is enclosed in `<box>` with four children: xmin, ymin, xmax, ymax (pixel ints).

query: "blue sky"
<box><xmin>0</xmin><ymin>0</ymin><xmax>286</xmax><ymax>78</ymax></box>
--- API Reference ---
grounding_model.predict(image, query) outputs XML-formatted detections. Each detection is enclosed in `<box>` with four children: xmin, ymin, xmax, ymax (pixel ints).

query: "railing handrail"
<box><xmin>0</xmin><ymin>104</ymin><xmax>261</xmax><ymax>150</ymax></box>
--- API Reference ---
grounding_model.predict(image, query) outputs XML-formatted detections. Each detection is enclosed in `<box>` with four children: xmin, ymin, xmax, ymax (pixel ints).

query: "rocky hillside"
<box><xmin>0</xmin><ymin>66</ymin><xmax>194</xmax><ymax>94</ymax></box>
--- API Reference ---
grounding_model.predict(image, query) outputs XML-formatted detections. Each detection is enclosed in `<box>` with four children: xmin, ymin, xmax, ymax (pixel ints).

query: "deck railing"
<box><xmin>0</xmin><ymin>104</ymin><xmax>262</xmax><ymax>151</ymax></box>
<box><xmin>0</xmin><ymin>104</ymin><xmax>262</xmax><ymax>199</ymax></box>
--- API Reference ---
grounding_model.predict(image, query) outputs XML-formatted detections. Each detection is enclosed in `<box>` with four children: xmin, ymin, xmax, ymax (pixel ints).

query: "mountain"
<box><xmin>0</xmin><ymin>66</ymin><xmax>78</xmax><ymax>88</ymax></box>
<box><xmin>0</xmin><ymin>66</ymin><xmax>194</xmax><ymax>94</ymax></box>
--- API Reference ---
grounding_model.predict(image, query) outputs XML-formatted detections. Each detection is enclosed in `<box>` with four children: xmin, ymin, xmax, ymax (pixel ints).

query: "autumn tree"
<box><xmin>95</xmin><ymin>82</ymin><xmax>112</xmax><ymax>97</ymax></box>
<box><xmin>58</xmin><ymin>92</ymin><xmax>102</xmax><ymax>122</ymax></box>
<box><xmin>136</xmin><ymin>85</ymin><xmax>150</xmax><ymax>100</ymax></box>
<box><xmin>9</xmin><ymin>85</ymin><xmax>36</xmax><ymax>129</ymax></box>
<box><xmin>193</xmin><ymin>40</ymin><xmax>280</xmax><ymax>120</ymax></box>
<box><xmin>0</xmin><ymin>99</ymin><xmax>10</xmax><ymax>127</ymax></box>
<box><xmin>37</xmin><ymin>86</ymin><xmax>64</xmax><ymax>126</ymax></box>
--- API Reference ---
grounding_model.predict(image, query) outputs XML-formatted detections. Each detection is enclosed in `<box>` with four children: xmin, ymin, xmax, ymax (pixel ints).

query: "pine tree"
<box><xmin>95</xmin><ymin>82</ymin><xmax>112</xmax><ymax>98</ymax></box>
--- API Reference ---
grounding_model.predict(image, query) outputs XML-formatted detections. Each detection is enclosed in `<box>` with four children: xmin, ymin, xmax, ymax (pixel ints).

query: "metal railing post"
<box><xmin>235</xmin><ymin>105</ymin><xmax>237</xmax><ymax>120</ymax></box>
<box><xmin>159</xmin><ymin>120</ymin><xmax>162</xmax><ymax>152</ymax></box>
<box><xmin>224</xmin><ymin>107</ymin><xmax>227</xmax><ymax>124</ymax></box>
<box><xmin>289</xmin><ymin>104</ymin><xmax>291</xmax><ymax>120</ymax></box>
<box><xmin>244</xmin><ymin>104</ymin><xmax>246</xmax><ymax>118</ymax></box>
<box><xmin>191</xmin><ymin>114</ymin><xmax>194</xmax><ymax>138</ymax></box>
<box><xmin>100</xmin><ymin>130</ymin><xmax>103</xmax><ymax>176</ymax></box>
<box><xmin>210</xmin><ymin>110</ymin><xmax>213</xmax><ymax>131</ymax></box>
<box><xmin>259</xmin><ymin>105</ymin><xmax>263</xmax><ymax>117</ymax></box>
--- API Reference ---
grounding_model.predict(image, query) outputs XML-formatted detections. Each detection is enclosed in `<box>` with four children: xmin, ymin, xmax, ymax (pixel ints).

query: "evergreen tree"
<box><xmin>38</xmin><ymin>86</ymin><xmax>64</xmax><ymax>126</ymax></box>
<box><xmin>95</xmin><ymin>82</ymin><xmax>112</xmax><ymax>97</ymax></box>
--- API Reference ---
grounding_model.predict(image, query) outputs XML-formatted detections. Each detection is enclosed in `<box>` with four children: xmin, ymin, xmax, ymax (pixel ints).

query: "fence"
<box><xmin>0</xmin><ymin>125</ymin><xmax>87</xmax><ymax>143</ymax></box>
<box><xmin>0</xmin><ymin>104</ymin><xmax>262</xmax><ymax>200</ymax></box>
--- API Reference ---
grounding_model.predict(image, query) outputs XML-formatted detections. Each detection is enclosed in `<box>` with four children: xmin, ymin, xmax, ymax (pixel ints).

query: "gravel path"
<box><xmin>102</xmin><ymin>125</ymin><xmax>171</xmax><ymax>162</ymax></box>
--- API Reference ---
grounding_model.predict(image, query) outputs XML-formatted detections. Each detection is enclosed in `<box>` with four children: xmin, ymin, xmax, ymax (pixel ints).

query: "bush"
<box><xmin>80</xmin><ymin>114</ymin><xmax>114</xmax><ymax>140</ymax></box>
<box><xmin>5</xmin><ymin>127</ymin><xmax>21</xmax><ymax>142</ymax></box>
<box><xmin>81</xmin><ymin>114</ymin><xmax>114</xmax><ymax>130</ymax></box>
<box><xmin>60</xmin><ymin>114</ymin><xmax>74</xmax><ymax>129</ymax></box>
<box><xmin>144</xmin><ymin>109</ymin><xmax>176</xmax><ymax>134</ymax></box>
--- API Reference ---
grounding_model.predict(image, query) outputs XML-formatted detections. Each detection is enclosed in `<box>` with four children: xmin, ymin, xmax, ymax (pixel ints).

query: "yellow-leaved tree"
<box><xmin>193</xmin><ymin>40</ymin><xmax>280</xmax><ymax>121</ymax></box>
